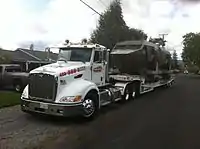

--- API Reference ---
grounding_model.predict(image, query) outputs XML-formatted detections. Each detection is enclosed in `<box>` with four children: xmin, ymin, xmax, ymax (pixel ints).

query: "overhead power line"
<box><xmin>97</xmin><ymin>0</ymin><xmax>107</xmax><ymax>8</ymax></box>
<box><xmin>80</xmin><ymin>0</ymin><xmax>102</xmax><ymax>17</ymax></box>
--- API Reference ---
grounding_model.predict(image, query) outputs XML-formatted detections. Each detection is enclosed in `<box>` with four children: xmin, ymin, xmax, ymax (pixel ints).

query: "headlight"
<box><xmin>60</xmin><ymin>95</ymin><xmax>82</xmax><ymax>103</ymax></box>
<box><xmin>21</xmin><ymin>90</ymin><xmax>28</xmax><ymax>99</ymax></box>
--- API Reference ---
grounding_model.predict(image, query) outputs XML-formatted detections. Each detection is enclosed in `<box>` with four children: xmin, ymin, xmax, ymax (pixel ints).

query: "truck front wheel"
<box><xmin>82</xmin><ymin>92</ymin><xmax>98</xmax><ymax>119</ymax></box>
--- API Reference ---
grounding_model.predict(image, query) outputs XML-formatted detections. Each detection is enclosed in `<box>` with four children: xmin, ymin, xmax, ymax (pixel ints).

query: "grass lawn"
<box><xmin>0</xmin><ymin>91</ymin><xmax>21</xmax><ymax>108</ymax></box>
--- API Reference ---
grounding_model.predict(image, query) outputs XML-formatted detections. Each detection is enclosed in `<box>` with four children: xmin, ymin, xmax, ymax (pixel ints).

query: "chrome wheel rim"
<box><xmin>125</xmin><ymin>89</ymin><xmax>129</xmax><ymax>100</ymax></box>
<box><xmin>132</xmin><ymin>92</ymin><xmax>136</xmax><ymax>97</ymax></box>
<box><xmin>83</xmin><ymin>99</ymin><xmax>95</xmax><ymax>117</ymax></box>
<box><xmin>125</xmin><ymin>94</ymin><xmax>129</xmax><ymax>100</ymax></box>
<box><xmin>15</xmin><ymin>85</ymin><xmax>21</xmax><ymax>92</ymax></box>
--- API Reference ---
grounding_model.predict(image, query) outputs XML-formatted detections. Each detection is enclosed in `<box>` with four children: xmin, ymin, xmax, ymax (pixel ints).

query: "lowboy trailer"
<box><xmin>21</xmin><ymin>40</ymin><xmax>174</xmax><ymax>119</ymax></box>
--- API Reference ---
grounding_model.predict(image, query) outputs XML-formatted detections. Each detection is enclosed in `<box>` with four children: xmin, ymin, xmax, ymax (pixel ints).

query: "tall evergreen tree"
<box><xmin>182</xmin><ymin>32</ymin><xmax>200</xmax><ymax>67</ymax></box>
<box><xmin>172</xmin><ymin>50</ymin><xmax>178</xmax><ymax>69</ymax></box>
<box><xmin>90</xmin><ymin>0</ymin><xmax>147</xmax><ymax>49</ymax></box>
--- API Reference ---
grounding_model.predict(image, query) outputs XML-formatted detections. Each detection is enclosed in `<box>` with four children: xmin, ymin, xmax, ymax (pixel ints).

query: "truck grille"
<box><xmin>28</xmin><ymin>73</ymin><xmax>57</xmax><ymax>101</ymax></box>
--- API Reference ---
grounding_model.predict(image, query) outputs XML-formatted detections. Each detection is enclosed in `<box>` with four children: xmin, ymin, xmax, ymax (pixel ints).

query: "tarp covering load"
<box><xmin>157</xmin><ymin>47</ymin><xmax>171</xmax><ymax>70</ymax></box>
<box><xmin>110</xmin><ymin>40</ymin><xmax>172</xmax><ymax>75</ymax></box>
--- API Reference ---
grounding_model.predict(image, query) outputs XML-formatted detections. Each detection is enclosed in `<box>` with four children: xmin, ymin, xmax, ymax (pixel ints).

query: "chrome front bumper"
<box><xmin>21</xmin><ymin>98</ymin><xmax>84</xmax><ymax>117</ymax></box>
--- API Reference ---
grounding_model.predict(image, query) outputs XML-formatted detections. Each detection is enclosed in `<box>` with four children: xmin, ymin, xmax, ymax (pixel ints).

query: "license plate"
<box><xmin>40</xmin><ymin>103</ymin><xmax>48</xmax><ymax>109</ymax></box>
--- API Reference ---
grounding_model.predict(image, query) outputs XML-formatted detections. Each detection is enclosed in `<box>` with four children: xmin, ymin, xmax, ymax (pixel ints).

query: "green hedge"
<box><xmin>188</xmin><ymin>65</ymin><xmax>199</xmax><ymax>74</ymax></box>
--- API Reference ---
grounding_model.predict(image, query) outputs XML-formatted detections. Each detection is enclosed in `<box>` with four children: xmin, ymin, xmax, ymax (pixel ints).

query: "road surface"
<box><xmin>39</xmin><ymin>74</ymin><xmax>200</xmax><ymax>149</ymax></box>
<box><xmin>1</xmin><ymin>74</ymin><xmax>200</xmax><ymax>149</ymax></box>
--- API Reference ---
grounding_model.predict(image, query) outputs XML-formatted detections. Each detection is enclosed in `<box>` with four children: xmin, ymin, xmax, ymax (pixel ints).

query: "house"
<box><xmin>0</xmin><ymin>48</ymin><xmax>58</xmax><ymax>72</ymax></box>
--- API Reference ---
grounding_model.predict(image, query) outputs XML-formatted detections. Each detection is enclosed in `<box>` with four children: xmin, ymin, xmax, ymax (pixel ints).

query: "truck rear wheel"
<box><xmin>135</xmin><ymin>82</ymin><xmax>141</xmax><ymax>98</ymax></box>
<box><xmin>82</xmin><ymin>92</ymin><xmax>98</xmax><ymax>119</ymax></box>
<box><xmin>122</xmin><ymin>85</ymin><xmax>135</xmax><ymax>102</ymax></box>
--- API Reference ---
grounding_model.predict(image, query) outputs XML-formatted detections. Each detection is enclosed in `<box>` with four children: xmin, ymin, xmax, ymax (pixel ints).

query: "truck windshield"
<box><xmin>58</xmin><ymin>48</ymin><xmax>92</xmax><ymax>63</ymax></box>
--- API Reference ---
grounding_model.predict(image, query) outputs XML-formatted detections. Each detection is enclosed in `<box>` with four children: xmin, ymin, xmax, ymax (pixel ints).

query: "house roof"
<box><xmin>0</xmin><ymin>48</ymin><xmax>58</xmax><ymax>63</ymax></box>
<box><xmin>16</xmin><ymin>48</ymin><xmax>58</xmax><ymax>62</ymax></box>
<box><xmin>0</xmin><ymin>49</ymin><xmax>14</xmax><ymax>56</ymax></box>
<box><xmin>0</xmin><ymin>64</ymin><xmax>20</xmax><ymax>67</ymax></box>
<box><xmin>0</xmin><ymin>49</ymin><xmax>15</xmax><ymax>61</ymax></box>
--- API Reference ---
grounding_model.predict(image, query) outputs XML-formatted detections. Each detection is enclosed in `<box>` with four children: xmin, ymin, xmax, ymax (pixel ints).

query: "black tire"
<box><xmin>82</xmin><ymin>92</ymin><xmax>99</xmax><ymax>120</ymax></box>
<box><xmin>121</xmin><ymin>84</ymin><xmax>134</xmax><ymax>102</ymax></box>
<box><xmin>13</xmin><ymin>81</ymin><xmax>23</xmax><ymax>92</ymax></box>
<box><xmin>135</xmin><ymin>82</ymin><xmax>141</xmax><ymax>98</ymax></box>
<box><xmin>166</xmin><ymin>81</ymin><xmax>173</xmax><ymax>88</ymax></box>
<box><xmin>121</xmin><ymin>87</ymin><xmax>129</xmax><ymax>102</ymax></box>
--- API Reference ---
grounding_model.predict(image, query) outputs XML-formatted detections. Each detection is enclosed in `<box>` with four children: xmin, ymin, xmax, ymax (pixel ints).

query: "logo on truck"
<box><xmin>93</xmin><ymin>66</ymin><xmax>102</xmax><ymax>72</ymax></box>
<box><xmin>59</xmin><ymin>66</ymin><xmax>86</xmax><ymax>77</ymax></box>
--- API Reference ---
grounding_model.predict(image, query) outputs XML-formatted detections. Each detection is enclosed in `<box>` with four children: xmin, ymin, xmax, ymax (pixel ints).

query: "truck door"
<box><xmin>92</xmin><ymin>50</ymin><xmax>104</xmax><ymax>86</ymax></box>
<box><xmin>102</xmin><ymin>49</ymin><xmax>108</xmax><ymax>84</ymax></box>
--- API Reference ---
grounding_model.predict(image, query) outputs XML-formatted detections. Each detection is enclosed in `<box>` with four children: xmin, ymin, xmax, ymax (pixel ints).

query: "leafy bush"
<box><xmin>187</xmin><ymin>65</ymin><xmax>199</xmax><ymax>74</ymax></box>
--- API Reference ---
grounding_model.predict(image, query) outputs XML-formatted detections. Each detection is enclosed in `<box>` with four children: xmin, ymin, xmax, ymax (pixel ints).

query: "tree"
<box><xmin>182</xmin><ymin>32</ymin><xmax>200</xmax><ymax>67</ymax></box>
<box><xmin>90</xmin><ymin>0</ymin><xmax>147</xmax><ymax>49</ymax></box>
<box><xmin>172</xmin><ymin>50</ymin><xmax>178</xmax><ymax>69</ymax></box>
<box><xmin>30</xmin><ymin>44</ymin><xmax>34</xmax><ymax>51</ymax></box>
<box><xmin>0</xmin><ymin>49</ymin><xmax>11</xmax><ymax>64</ymax></box>
<box><xmin>81</xmin><ymin>38</ymin><xmax>88</xmax><ymax>44</ymax></box>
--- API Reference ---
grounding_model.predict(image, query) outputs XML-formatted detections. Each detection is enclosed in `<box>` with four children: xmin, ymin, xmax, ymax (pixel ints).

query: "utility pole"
<box><xmin>159</xmin><ymin>33</ymin><xmax>168</xmax><ymax>41</ymax></box>
<box><xmin>80</xmin><ymin>0</ymin><xmax>102</xmax><ymax>17</ymax></box>
<box><xmin>159</xmin><ymin>33</ymin><xmax>168</xmax><ymax>47</ymax></box>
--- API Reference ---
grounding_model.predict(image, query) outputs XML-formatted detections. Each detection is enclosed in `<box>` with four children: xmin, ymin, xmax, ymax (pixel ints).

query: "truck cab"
<box><xmin>56</xmin><ymin>43</ymin><xmax>109</xmax><ymax>86</ymax></box>
<box><xmin>21</xmin><ymin>42</ymin><xmax>113</xmax><ymax>118</ymax></box>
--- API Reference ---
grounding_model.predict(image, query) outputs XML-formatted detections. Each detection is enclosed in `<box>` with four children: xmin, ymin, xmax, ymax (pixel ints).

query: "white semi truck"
<box><xmin>21</xmin><ymin>40</ymin><xmax>174</xmax><ymax>119</ymax></box>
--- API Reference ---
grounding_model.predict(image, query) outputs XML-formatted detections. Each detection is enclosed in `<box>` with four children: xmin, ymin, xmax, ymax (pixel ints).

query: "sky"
<box><xmin>0</xmin><ymin>0</ymin><xmax>200</xmax><ymax>59</ymax></box>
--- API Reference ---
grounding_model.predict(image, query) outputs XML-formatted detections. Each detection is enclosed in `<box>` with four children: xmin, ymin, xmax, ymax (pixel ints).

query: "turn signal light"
<box><xmin>74</xmin><ymin>96</ymin><xmax>82</xmax><ymax>102</ymax></box>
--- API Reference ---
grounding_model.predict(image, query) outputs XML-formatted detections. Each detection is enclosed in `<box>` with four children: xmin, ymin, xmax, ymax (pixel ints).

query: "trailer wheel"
<box><xmin>82</xmin><ymin>92</ymin><xmax>98</xmax><ymax>120</ymax></box>
<box><xmin>166</xmin><ymin>81</ymin><xmax>173</xmax><ymax>88</ymax></box>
